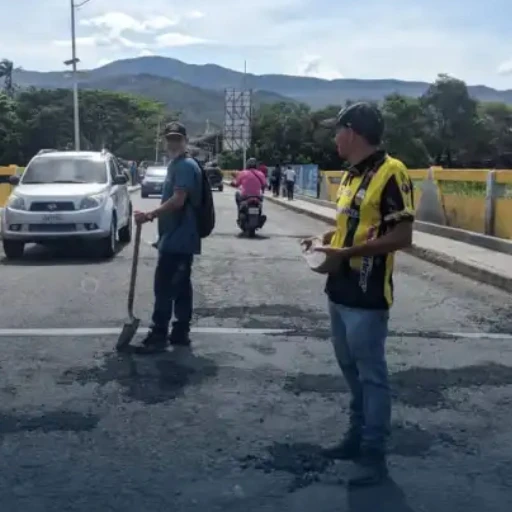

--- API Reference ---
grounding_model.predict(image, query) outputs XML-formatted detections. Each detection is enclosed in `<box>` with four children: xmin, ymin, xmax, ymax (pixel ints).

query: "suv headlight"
<box><xmin>79</xmin><ymin>193</ymin><xmax>107</xmax><ymax>210</ymax></box>
<box><xmin>6</xmin><ymin>194</ymin><xmax>26</xmax><ymax>211</ymax></box>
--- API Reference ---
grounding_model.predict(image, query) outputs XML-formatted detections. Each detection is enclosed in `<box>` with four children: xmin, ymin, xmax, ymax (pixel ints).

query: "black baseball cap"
<box><xmin>324</xmin><ymin>102</ymin><xmax>384</xmax><ymax>145</ymax></box>
<box><xmin>164</xmin><ymin>121</ymin><xmax>187</xmax><ymax>138</ymax></box>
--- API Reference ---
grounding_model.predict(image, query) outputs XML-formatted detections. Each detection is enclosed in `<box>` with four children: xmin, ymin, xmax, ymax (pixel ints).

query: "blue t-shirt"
<box><xmin>157</xmin><ymin>156</ymin><xmax>202</xmax><ymax>255</ymax></box>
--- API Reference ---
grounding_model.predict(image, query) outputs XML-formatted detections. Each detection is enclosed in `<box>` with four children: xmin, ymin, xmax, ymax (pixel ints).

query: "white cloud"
<box><xmin>80</xmin><ymin>12</ymin><xmax>144</xmax><ymax>36</ymax></box>
<box><xmin>143</xmin><ymin>15</ymin><xmax>180</xmax><ymax>31</ymax></box>
<box><xmin>139</xmin><ymin>49</ymin><xmax>155</xmax><ymax>57</ymax></box>
<box><xmin>498</xmin><ymin>60</ymin><xmax>512</xmax><ymax>76</ymax></box>
<box><xmin>185</xmin><ymin>10</ymin><xmax>205</xmax><ymax>19</ymax></box>
<box><xmin>4</xmin><ymin>0</ymin><xmax>512</xmax><ymax>90</ymax></box>
<box><xmin>78</xmin><ymin>10</ymin><xmax>202</xmax><ymax>35</ymax></box>
<box><xmin>154</xmin><ymin>33</ymin><xmax>210</xmax><ymax>48</ymax></box>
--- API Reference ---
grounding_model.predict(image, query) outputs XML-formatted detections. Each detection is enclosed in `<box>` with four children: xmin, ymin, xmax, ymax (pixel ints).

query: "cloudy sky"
<box><xmin>1</xmin><ymin>0</ymin><xmax>511</xmax><ymax>88</ymax></box>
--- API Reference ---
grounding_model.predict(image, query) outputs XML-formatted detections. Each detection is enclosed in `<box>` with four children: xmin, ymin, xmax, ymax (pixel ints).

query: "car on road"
<box><xmin>140</xmin><ymin>165</ymin><xmax>167</xmax><ymax>198</ymax></box>
<box><xmin>1</xmin><ymin>149</ymin><xmax>133</xmax><ymax>260</ymax></box>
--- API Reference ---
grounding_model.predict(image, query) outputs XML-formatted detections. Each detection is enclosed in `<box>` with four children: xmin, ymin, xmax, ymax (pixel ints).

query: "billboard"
<box><xmin>223</xmin><ymin>89</ymin><xmax>251</xmax><ymax>152</ymax></box>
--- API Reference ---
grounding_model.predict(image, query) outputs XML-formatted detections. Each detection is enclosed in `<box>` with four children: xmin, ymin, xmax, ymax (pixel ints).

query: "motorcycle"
<box><xmin>237</xmin><ymin>196</ymin><xmax>266</xmax><ymax>237</ymax></box>
<box><xmin>205</xmin><ymin>163</ymin><xmax>224</xmax><ymax>191</ymax></box>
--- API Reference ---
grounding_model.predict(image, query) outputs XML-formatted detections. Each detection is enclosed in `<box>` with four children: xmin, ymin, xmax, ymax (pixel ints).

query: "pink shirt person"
<box><xmin>234</xmin><ymin>168</ymin><xmax>266</xmax><ymax>197</ymax></box>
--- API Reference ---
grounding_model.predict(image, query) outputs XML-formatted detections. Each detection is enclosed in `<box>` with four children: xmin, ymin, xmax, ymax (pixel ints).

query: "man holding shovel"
<box><xmin>133</xmin><ymin>122</ymin><xmax>202</xmax><ymax>354</ymax></box>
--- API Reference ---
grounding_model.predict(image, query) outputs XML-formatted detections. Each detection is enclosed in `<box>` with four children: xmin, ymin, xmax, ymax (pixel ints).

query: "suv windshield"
<box><xmin>21</xmin><ymin>157</ymin><xmax>108</xmax><ymax>184</ymax></box>
<box><xmin>145</xmin><ymin>167</ymin><xmax>167</xmax><ymax>177</ymax></box>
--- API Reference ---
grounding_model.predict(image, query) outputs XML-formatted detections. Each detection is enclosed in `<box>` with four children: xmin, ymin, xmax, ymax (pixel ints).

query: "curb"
<box><xmin>265</xmin><ymin>195</ymin><xmax>512</xmax><ymax>293</ymax></box>
<box><xmin>405</xmin><ymin>246</ymin><xmax>512</xmax><ymax>293</ymax></box>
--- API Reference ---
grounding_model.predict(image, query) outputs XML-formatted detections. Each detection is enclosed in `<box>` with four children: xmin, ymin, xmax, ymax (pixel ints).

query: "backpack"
<box><xmin>191</xmin><ymin>157</ymin><xmax>215</xmax><ymax>238</ymax></box>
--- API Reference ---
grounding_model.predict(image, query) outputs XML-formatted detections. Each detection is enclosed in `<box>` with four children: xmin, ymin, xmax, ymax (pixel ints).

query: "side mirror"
<box><xmin>9</xmin><ymin>175</ymin><xmax>20</xmax><ymax>186</ymax></box>
<box><xmin>113</xmin><ymin>174</ymin><xmax>128</xmax><ymax>185</ymax></box>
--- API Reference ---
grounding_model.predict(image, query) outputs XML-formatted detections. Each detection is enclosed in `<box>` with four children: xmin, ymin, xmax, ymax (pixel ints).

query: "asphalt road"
<box><xmin>1</xmin><ymin>189</ymin><xmax>512</xmax><ymax>512</ymax></box>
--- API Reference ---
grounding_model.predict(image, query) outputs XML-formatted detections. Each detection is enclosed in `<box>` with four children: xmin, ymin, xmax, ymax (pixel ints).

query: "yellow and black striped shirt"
<box><xmin>326</xmin><ymin>150</ymin><xmax>414</xmax><ymax>310</ymax></box>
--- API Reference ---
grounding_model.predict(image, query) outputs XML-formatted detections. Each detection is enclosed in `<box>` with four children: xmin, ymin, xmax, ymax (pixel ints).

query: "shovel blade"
<box><xmin>115</xmin><ymin>318</ymin><xmax>140</xmax><ymax>351</ymax></box>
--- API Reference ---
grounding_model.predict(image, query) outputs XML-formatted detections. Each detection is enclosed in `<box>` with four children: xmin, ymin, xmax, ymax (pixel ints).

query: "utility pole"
<box><xmin>70</xmin><ymin>0</ymin><xmax>79</xmax><ymax>150</ymax></box>
<box><xmin>242</xmin><ymin>60</ymin><xmax>247</xmax><ymax>169</ymax></box>
<box><xmin>155</xmin><ymin>119</ymin><xmax>161</xmax><ymax>163</ymax></box>
<box><xmin>64</xmin><ymin>0</ymin><xmax>90</xmax><ymax>151</ymax></box>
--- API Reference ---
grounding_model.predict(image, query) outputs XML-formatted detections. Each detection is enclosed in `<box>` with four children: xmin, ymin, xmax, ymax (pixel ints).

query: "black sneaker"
<box><xmin>347</xmin><ymin>448</ymin><xmax>388</xmax><ymax>487</ymax></box>
<box><xmin>168</xmin><ymin>330</ymin><xmax>191</xmax><ymax>347</ymax></box>
<box><xmin>134</xmin><ymin>331</ymin><xmax>168</xmax><ymax>354</ymax></box>
<box><xmin>322</xmin><ymin>434</ymin><xmax>361</xmax><ymax>461</ymax></box>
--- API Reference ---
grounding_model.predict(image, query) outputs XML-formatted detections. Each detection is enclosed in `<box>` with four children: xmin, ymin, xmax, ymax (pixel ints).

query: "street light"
<box><xmin>64</xmin><ymin>0</ymin><xmax>90</xmax><ymax>151</ymax></box>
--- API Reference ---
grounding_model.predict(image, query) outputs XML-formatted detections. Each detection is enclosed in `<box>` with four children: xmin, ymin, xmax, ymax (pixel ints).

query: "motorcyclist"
<box><xmin>232</xmin><ymin>157</ymin><xmax>266</xmax><ymax>209</ymax></box>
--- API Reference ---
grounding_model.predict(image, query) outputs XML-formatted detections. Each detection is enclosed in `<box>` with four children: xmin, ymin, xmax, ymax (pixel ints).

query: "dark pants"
<box><xmin>271</xmin><ymin>181</ymin><xmax>280</xmax><ymax>196</ymax></box>
<box><xmin>151</xmin><ymin>252</ymin><xmax>194</xmax><ymax>336</ymax></box>
<box><xmin>286</xmin><ymin>180</ymin><xmax>295</xmax><ymax>200</ymax></box>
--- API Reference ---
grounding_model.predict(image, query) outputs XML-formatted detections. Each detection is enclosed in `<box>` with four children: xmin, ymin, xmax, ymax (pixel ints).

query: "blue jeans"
<box><xmin>328</xmin><ymin>301</ymin><xmax>391</xmax><ymax>452</ymax></box>
<box><xmin>151</xmin><ymin>253</ymin><xmax>193</xmax><ymax>335</ymax></box>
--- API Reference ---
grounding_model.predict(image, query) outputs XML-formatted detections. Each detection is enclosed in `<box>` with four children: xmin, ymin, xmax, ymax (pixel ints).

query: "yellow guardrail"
<box><xmin>222</xmin><ymin>170</ymin><xmax>237</xmax><ymax>181</ymax></box>
<box><xmin>224</xmin><ymin>167</ymin><xmax>512</xmax><ymax>240</ymax></box>
<box><xmin>320</xmin><ymin>168</ymin><xmax>512</xmax><ymax>239</ymax></box>
<box><xmin>0</xmin><ymin>165</ymin><xmax>19</xmax><ymax>208</ymax></box>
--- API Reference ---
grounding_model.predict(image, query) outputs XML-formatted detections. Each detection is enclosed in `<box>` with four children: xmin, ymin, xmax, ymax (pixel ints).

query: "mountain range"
<box><xmin>13</xmin><ymin>56</ymin><xmax>512</xmax><ymax>134</ymax></box>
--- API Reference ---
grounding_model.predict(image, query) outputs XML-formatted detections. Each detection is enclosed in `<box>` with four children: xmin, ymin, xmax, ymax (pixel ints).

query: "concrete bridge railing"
<box><xmin>223</xmin><ymin>167</ymin><xmax>512</xmax><ymax>241</ymax></box>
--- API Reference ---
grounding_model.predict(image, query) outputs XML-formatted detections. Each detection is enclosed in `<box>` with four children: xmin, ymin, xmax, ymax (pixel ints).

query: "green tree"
<box><xmin>421</xmin><ymin>74</ymin><xmax>482</xmax><ymax>166</ymax></box>
<box><xmin>0</xmin><ymin>59</ymin><xmax>15</xmax><ymax>97</ymax></box>
<box><xmin>0</xmin><ymin>93</ymin><xmax>21</xmax><ymax>164</ymax></box>
<box><xmin>382</xmin><ymin>94</ymin><xmax>431</xmax><ymax>167</ymax></box>
<box><xmin>9</xmin><ymin>88</ymin><xmax>166</xmax><ymax>164</ymax></box>
<box><xmin>251</xmin><ymin>102</ymin><xmax>313</xmax><ymax>164</ymax></box>
<box><xmin>2</xmin><ymin>73</ymin><xmax>512</xmax><ymax>171</ymax></box>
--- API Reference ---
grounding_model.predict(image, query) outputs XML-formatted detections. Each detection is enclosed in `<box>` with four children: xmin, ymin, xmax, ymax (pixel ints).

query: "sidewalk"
<box><xmin>265</xmin><ymin>195</ymin><xmax>512</xmax><ymax>293</ymax></box>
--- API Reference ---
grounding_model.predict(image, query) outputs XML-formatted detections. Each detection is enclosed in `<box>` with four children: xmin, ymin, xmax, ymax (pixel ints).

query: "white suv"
<box><xmin>1</xmin><ymin>150</ymin><xmax>133</xmax><ymax>259</ymax></box>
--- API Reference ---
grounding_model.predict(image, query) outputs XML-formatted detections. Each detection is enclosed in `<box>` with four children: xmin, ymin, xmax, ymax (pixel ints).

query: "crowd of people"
<box><xmin>132</xmin><ymin>102</ymin><xmax>415</xmax><ymax>488</ymax></box>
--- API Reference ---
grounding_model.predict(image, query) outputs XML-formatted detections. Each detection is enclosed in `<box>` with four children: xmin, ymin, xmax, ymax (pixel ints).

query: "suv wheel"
<box><xmin>3</xmin><ymin>240</ymin><xmax>25</xmax><ymax>260</ymax></box>
<box><xmin>118</xmin><ymin>207</ymin><xmax>132</xmax><ymax>243</ymax></box>
<box><xmin>99</xmin><ymin>217</ymin><xmax>117</xmax><ymax>258</ymax></box>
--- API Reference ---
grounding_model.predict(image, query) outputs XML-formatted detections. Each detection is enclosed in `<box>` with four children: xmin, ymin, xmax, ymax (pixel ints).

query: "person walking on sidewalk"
<box><xmin>302</xmin><ymin>102</ymin><xmax>414</xmax><ymax>486</ymax></box>
<box><xmin>284</xmin><ymin>165</ymin><xmax>296</xmax><ymax>200</ymax></box>
<box><xmin>271</xmin><ymin>164</ymin><xmax>282</xmax><ymax>197</ymax></box>
<box><xmin>133</xmin><ymin>122</ymin><xmax>202</xmax><ymax>354</ymax></box>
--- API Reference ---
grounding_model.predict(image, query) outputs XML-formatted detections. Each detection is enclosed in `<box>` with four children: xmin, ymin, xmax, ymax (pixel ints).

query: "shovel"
<box><xmin>116</xmin><ymin>222</ymin><xmax>142</xmax><ymax>351</ymax></box>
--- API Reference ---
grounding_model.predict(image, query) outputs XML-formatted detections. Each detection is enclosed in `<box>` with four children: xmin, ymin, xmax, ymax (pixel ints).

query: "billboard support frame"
<box><xmin>223</xmin><ymin>88</ymin><xmax>252</xmax><ymax>168</ymax></box>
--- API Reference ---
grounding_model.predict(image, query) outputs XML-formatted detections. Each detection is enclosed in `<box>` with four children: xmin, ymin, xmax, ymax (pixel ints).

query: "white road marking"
<box><xmin>446</xmin><ymin>332</ymin><xmax>512</xmax><ymax>340</ymax></box>
<box><xmin>0</xmin><ymin>327</ymin><xmax>292</xmax><ymax>337</ymax></box>
<box><xmin>0</xmin><ymin>327</ymin><xmax>510</xmax><ymax>340</ymax></box>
